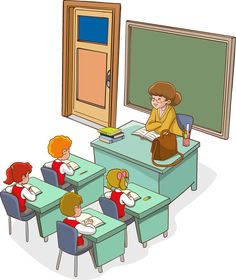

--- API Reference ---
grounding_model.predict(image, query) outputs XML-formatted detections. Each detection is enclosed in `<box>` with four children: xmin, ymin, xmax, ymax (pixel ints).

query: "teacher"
<box><xmin>145</xmin><ymin>81</ymin><xmax>182</xmax><ymax>136</ymax></box>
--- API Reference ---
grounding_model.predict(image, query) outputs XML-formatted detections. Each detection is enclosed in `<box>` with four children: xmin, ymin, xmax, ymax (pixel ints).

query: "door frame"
<box><xmin>62</xmin><ymin>0</ymin><xmax>121</xmax><ymax>127</ymax></box>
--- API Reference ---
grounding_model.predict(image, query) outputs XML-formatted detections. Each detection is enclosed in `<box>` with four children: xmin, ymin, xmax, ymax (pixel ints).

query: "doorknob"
<box><xmin>106</xmin><ymin>70</ymin><xmax>111</xmax><ymax>88</ymax></box>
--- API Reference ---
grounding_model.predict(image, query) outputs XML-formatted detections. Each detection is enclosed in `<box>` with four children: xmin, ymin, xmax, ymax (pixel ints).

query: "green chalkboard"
<box><xmin>125</xmin><ymin>21</ymin><xmax>235</xmax><ymax>139</ymax></box>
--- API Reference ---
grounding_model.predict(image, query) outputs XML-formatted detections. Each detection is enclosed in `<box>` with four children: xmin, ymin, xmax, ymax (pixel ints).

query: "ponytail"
<box><xmin>4</xmin><ymin>166</ymin><xmax>15</xmax><ymax>185</ymax></box>
<box><xmin>3</xmin><ymin>162</ymin><xmax>32</xmax><ymax>185</ymax></box>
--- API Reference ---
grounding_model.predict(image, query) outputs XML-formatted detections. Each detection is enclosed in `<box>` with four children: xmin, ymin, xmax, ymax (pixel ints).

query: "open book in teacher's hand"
<box><xmin>24</xmin><ymin>184</ymin><xmax>42</xmax><ymax>195</ymax></box>
<box><xmin>76</xmin><ymin>212</ymin><xmax>105</xmax><ymax>228</ymax></box>
<box><xmin>132</xmin><ymin>127</ymin><xmax>159</xmax><ymax>142</ymax></box>
<box><xmin>63</xmin><ymin>160</ymin><xmax>80</xmax><ymax>170</ymax></box>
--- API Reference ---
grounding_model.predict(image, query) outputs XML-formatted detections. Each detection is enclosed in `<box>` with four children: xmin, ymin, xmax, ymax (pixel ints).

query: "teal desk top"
<box><xmin>91</xmin><ymin>120</ymin><xmax>200</xmax><ymax>174</ymax></box>
<box><xmin>125</xmin><ymin>183</ymin><xmax>171</xmax><ymax>219</ymax></box>
<box><xmin>26</xmin><ymin>177</ymin><xmax>67</xmax><ymax>214</ymax></box>
<box><xmin>65</xmin><ymin>154</ymin><xmax>106</xmax><ymax>187</ymax></box>
<box><xmin>84</xmin><ymin>208</ymin><xmax>126</xmax><ymax>243</ymax></box>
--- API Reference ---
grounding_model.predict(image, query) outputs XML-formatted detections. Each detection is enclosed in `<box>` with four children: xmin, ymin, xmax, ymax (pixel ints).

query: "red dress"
<box><xmin>110</xmin><ymin>191</ymin><xmax>125</xmax><ymax>218</ymax></box>
<box><xmin>12</xmin><ymin>185</ymin><xmax>26</xmax><ymax>212</ymax></box>
<box><xmin>63</xmin><ymin>218</ymin><xmax>84</xmax><ymax>246</ymax></box>
<box><xmin>52</xmin><ymin>160</ymin><xmax>65</xmax><ymax>185</ymax></box>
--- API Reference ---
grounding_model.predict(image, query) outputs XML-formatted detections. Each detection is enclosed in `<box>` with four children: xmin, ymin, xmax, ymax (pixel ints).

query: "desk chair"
<box><xmin>99</xmin><ymin>197</ymin><xmax>134</xmax><ymax>248</ymax></box>
<box><xmin>176</xmin><ymin>114</ymin><xmax>194</xmax><ymax>132</ymax></box>
<box><xmin>56</xmin><ymin>221</ymin><xmax>97</xmax><ymax>277</ymax></box>
<box><xmin>0</xmin><ymin>192</ymin><xmax>35</xmax><ymax>242</ymax></box>
<box><xmin>41</xmin><ymin>166</ymin><xmax>74</xmax><ymax>192</ymax></box>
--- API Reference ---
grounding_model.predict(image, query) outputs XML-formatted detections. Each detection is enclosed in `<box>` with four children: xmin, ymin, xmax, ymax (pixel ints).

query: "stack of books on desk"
<box><xmin>98</xmin><ymin>127</ymin><xmax>124</xmax><ymax>144</ymax></box>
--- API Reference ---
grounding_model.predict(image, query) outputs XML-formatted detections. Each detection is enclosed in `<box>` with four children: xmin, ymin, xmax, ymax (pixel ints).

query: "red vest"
<box><xmin>63</xmin><ymin>218</ymin><xmax>84</xmax><ymax>246</ymax></box>
<box><xmin>111</xmin><ymin>191</ymin><xmax>125</xmax><ymax>218</ymax></box>
<box><xmin>12</xmin><ymin>185</ymin><xmax>26</xmax><ymax>212</ymax></box>
<box><xmin>52</xmin><ymin>160</ymin><xmax>65</xmax><ymax>185</ymax></box>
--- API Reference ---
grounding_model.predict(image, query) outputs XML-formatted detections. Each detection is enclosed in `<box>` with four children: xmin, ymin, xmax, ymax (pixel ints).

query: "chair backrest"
<box><xmin>0</xmin><ymin>192</ymin><xmax>22</xmax><ymax>220</ymax></box>
<box><xmin>56</xmin><ymin>221</ymin><xmax>78</xmax><ymax>255</ymax></box>
<box><xmin>41</xmin><ymin>166</ymin><xmax>59</xmax><ymax>187</ymax></box>
<box><xmin>176</xmin><ymin>114</ymin><xmax>194</xmax><ymax>132</ymax></box>
<box><xmin>99</xmin><ymin>197</ymin><xmax>119</xmax><ymax>220</ymax></box>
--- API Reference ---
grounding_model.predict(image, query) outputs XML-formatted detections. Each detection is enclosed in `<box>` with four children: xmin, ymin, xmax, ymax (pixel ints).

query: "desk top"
<box><xmin>26</xmin><ymin>177</ymin><xmax>67</xmax><ymax>214</ymax></box>
<box><xmin>65</xmin><ymin>154</ymin><xmax>106</xmax><ymax>187</ymax></box>
<box><xmin>91</xmin><ymin>120</ymin><xmax>200</xmax><ymax>174</ymax></box>
<box><xmin>125</xmin><ymin>183</ymin><xmax>170</xmax><ymax>219</ymax></box>
<box><xmin>83</xmin><ymin>208</ymin><xmax>126</xmax><ymax>243</ymax></box>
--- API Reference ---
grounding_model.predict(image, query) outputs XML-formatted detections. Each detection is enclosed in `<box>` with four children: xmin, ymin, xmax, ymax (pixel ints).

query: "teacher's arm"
<box><xmin>145</xmin><ymin>109</ymin><xmax>161</xmax><ymax>131</ymax></box>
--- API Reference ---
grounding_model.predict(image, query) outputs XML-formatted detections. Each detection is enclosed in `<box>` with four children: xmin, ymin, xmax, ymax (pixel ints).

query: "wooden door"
<box><xmin>62</xmin><ymin>1</ymin><xmax>121</xmax><ymax>128</ymax></box>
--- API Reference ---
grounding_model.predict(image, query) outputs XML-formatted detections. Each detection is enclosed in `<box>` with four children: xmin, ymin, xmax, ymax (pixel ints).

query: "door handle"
<box><xmin>106</xmin><ymin>70</ymin><xmax>111</xmax><ymax>88</ymax></box>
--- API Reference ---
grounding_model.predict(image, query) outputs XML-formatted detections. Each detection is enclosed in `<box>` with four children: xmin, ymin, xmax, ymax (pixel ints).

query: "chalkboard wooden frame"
<box><xmin>124</xmin><ymin>21</ymin><xmax>235</xmax><ymax>139</ymax></box>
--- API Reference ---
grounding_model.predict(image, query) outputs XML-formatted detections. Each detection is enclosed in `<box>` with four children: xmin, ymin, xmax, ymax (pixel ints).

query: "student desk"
<box><xmin>26</xmin><ymin>177</ymin><xmax>66</xmax><ymax>241</ymax></box>
<box><xmin>83</xmin><ymin>208</ymin><xmax>126</xmax><ymax>273</ymax></box>
<box><xmin>91</xmin><ymin>120</ymin><xmax>200</xmax><ymax>201</ymax></box>
<box><xmin>65</xmin><ymin>154</ymin><xmax>106</xmax><ymax>207</ymax></box>
<box><xmin>125</xmin><ymin>183</ymin><xmax>170</xmax><ymax>247</ymax></box>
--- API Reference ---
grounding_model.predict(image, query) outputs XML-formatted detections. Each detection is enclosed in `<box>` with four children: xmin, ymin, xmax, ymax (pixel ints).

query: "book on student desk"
<box><xmin>132</xmin><ymin>127</ymin><xmax>159</xmax><ymax>142</ymax></box>
<box><xmin>76</xmin><ymin>213</ymin><xmax>105</xmax><ymax>228</ymax></box>
<box><xmin>123</xmin><ymin>189</ymin><xmax>141</xmax><ymax>201</ymax></box>
<box><xmin>24</xmin><ymin>184</ymin><xmax>42</xmax><ymax>195</ymax></box>
<box><xmin>63</xmin><ymin>160</ymin><xmax>80</xmax><ymax>170</ymax></box>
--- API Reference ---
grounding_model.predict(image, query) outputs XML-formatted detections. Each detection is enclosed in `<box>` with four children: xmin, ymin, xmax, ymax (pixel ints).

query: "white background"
<box><xmin>0</xmin><ymin>0</ymin><xmax>235</xmax><ymax>279</ymax></box>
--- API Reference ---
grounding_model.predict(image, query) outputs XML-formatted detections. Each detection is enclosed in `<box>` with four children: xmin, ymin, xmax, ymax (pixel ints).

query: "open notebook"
<box><xmin>63</xmin><ymin>160</ymin><xmax>80</xmax><ymax>170</ymax></box>
<box><xmin>76</xmin><ymin>213</ymin><xmax>105</xmax><ymax>228</ymax></box>
<box><xmin>132</xmin><ymin>127</ymin><xmax>159</xmax><ymax>142</ymax></box>
<box><xmin>123</xmin><ymin>189</ymin><xmax>141</xmax><ymax>201</ymax></box>
<box><xmin>24</xmin><ymin>184</ymin><xmax>42</xmax><ymax>195</ymax></box>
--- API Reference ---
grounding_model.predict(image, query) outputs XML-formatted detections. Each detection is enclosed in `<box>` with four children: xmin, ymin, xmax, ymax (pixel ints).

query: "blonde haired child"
<box><xmin>104</xmin><ymin>169</ymin><xmax>135</xmax><ymax>218</ymax></box>
<box><xmin>44</xmin><ymin>135</ymin><xmax>74</xmax><ymax>185</ymax></box>
<box><xmin>60</xmin><ymin>193</ymin><xmax>96</xmax><ymax>246</ymax></box>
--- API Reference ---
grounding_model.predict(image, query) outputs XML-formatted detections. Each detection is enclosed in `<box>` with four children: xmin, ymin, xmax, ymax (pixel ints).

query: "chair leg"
<box><xmin>74</xmin><ymin>255</ymin><xmax>78</xmax><ymax>277</ymax></box>
<box><xmin>25</xmin><ymin>221</ymin><xmax>29</xmax><ymax>242</ymax></box>
<box><xmin>120</xmin><ymin>254</ymin><xmax>125</xmax><ymax>262</ymax></box>
<box><xmin>8</xmin><ymin>216</ymin><xmax>12</xmax><ymax>235</ymax></box>
<box><xmin>89</xmin><ymin>249</ymin><xmax>97</xmax><ymax>269</ymax></box>
<box><xmin>98</xmin><ymin>266</ymin><xmax>103</xmax><ymax>273</ymax></box>
<box><xmin>56</xmin><ymin>250</ymin><xmax>62</xmax><ymax>270</ymax></box>
<box><xmin>125</xmin><ymin>227</ymin><xmax>128</xmax><ymax>248</ymax></box>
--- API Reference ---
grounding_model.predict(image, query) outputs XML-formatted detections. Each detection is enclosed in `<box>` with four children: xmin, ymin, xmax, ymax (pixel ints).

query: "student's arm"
<box><xmin>120</xmin><ymin>193</ymin><xmax>135</xmax><ymax>207</ymax></box>
<box><xmin>21</xmin><ymin>188</ymin><xmax>36</xmax><ymax>201</ymax></box>
<box><xmin>44</xmin><ymin>161</ymin><xmax>53</xmax><ymax>168</ymax></box>
<box><xmin>145</xmin><ymin>109</ymin><xmax>162</xmax><ymax>131</ymax></box>
<box><xmin>104</xmin><ymin>191</ymin><xmax>112</xmax><ymax>199</ymax></box>
<box><xmin>76</xmin><ymin>223</ymin><xmax>96</xmax><ymax>235</ymax></box>
<box><xmin>60</xmin><ymin>163</ymin><xmax>74</xmax><ymax>176</ymax></box>
<box><xmin>5</xmin><ymin>186</ymin><xmax>13</xmax><ymax>193</ymax></box>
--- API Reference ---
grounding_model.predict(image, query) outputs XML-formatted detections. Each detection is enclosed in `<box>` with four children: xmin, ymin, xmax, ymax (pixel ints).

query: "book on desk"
<box><xmin>63</xmin><ymin>160</ymin><xmax>80</xmax><ymax>170</ymax></box>
<box><xmin>24</xmin><ymin>184</ymin><xmax>42</xmax><ymax>195</ymax></box>
<box><xmin>76</xmin><ymin>212</ymin><xmax>105</xmax><ymax>228</ymax></box>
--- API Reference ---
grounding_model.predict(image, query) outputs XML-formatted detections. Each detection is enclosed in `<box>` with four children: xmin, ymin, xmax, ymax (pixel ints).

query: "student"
<box><xmin>104</xmin><ymin>169</ymin><xmax>135</xmax><ymax>218</ymax></box>
<box><xmin>145</xmin><ymin>81</ymin><xmax>183</xmax><ymax>136</ymax></box>
<box><xmin>44</xmin><ymin>135</ymin><xmax>74</xmax><ymax>186</ymax></box>
<box><xmin>59</xmin><ymin>192</ymin><xmax>96</xmax><ymax>246</ymax></box>
<box><xmin>4</xmin><ymin>162</ymin><xmax>36</xmax><ymax>212</ymax></box>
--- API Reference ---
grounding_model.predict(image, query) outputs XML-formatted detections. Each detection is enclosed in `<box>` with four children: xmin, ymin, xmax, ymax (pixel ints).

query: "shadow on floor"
<box><xmin>9</xmin><ymin>163</ymin><xmax>216</xmax><ymax>279</ymax></box>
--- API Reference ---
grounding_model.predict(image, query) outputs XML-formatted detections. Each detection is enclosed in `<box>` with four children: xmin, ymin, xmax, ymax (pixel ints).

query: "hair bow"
<box><xmin>117</xmin><ymin>171</ymin><xmax>126</xmax><ymax>180</ymax></box>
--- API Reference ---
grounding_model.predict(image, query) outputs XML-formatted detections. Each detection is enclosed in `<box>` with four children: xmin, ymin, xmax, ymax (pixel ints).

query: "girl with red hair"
<box><xmin>4</xmin><ymin>162</ymin><xmax>36</xmax><ymax>212</ymax></box>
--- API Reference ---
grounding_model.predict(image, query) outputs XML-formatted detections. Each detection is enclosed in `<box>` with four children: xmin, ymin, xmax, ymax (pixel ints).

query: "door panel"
<box><xmin>77</xmin><ymin>49</ymin><xmax>107</xmax><ymax>108</ymax></box>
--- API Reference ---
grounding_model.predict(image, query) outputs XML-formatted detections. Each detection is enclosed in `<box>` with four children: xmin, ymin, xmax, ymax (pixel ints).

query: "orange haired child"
<box><xmin>44</xmin><ymin>135</ymin><xmax>74</xmax><ymax>185</ymax></box>
<box><xmin>60</xmin><ymin>193</ymin><xmax>96</xmax><ymax>246</ymax></box>
<box><xmin>4</xmin><ymin>162</ymin><xmax>36</xmax><ymax>212</ymax></box>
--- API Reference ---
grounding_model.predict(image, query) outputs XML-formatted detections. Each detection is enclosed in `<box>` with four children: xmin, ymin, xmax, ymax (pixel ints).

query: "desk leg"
<box><xmin>91</xmin><ymin>230</ymin><xmax>125</xmax><ymax>268</ymax></box>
